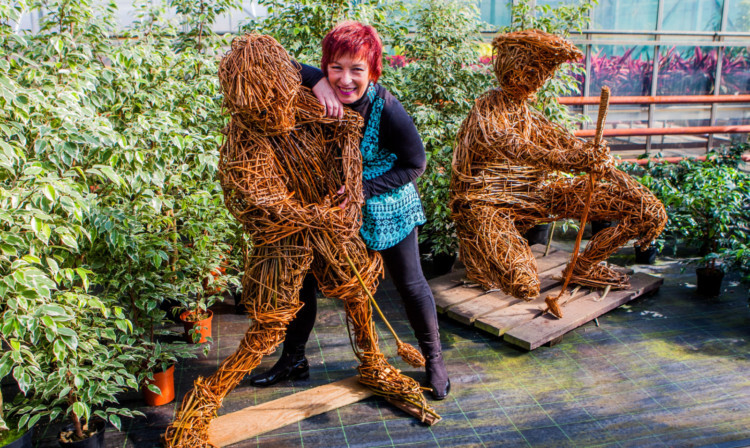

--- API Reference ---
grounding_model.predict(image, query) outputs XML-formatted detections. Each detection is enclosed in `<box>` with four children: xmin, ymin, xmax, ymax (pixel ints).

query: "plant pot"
<box><xmin>159</xmin><ymin>297</ymin><xmax>182</xmax><ymax>323</ymax></box>
<box><xmin>590</xmin><ymin>220</ymin><xmax>614</xmax><ymax>236</ymax></box>
<box><xmin>180</xmin><ymin>309</ymin><xmax>213</xmax><ymax>343</ymax></box>
<box><xmin>524</xmin><ymin>224</ymin><xmax>551</xmax><ymax>246</ymax></box>
<box><xmin>58</xmin><ymin>420</ymin><xmax>104</xmax><ymax>448</ymax></box>
<box><xmin>696</xmin><ymin>267</ymin><xmax>724</xmax><ymax>297</ymax></box>
<box><xmin>141</xmin><ymin>364</ymin><xmax>175</xmax><ymax>406</ymax></box>
<box><xmin>634</xmin><ymin>243</ymin><xmax>658</xmax><ymax>265</ymax></box>
<box><xmin>430</xmin><ymin>251</ymin><xmax>457</xmax><ymax>277</ymax></box>
<box><xmin>2</xmin><ymin>426</ymin><xmax>33</xmax><ymax>448</ymax></box>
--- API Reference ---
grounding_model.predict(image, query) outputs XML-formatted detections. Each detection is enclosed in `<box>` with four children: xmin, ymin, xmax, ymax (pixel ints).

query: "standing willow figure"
<box><xmin>163</xmin><ymin>34</ymin><xmax>435</xmax><ymax>448</ymax></box>
<box><xmin>450</xmin><ymin>29</ymin><xmax>667</xmax><ymax>317</ymax></box>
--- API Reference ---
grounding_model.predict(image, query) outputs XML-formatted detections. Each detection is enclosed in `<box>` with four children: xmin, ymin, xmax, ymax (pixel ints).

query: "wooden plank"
<box><xmin>474</xmin><ymin>286</ymin><xmax>568</xmax><ymax>337</ymax></box>
<box><xmin>208</xmin><ymin>377</ymin><xmax>373</xmax><ymax>447</ymax></box>
<box><xmin>446</xmin><ymin>291</ymin><xmax>521</xmax><ymax>326</ymax></box>
<box><xmin>434</xmin><ymin>251</ymin><xmax>569</xmax><ymax>325</ymax></box>
<box><xmin>433</xmin><ymin>285</ymin><xmax>484</xmax><ymax>314</ymax></box>
<box><xmin>504</xmin><ymin>273</ymin><xmax>663</xmax><ymax>350</ymax></box>
<box><xmin>427</xmin><ymin>270</ymin><xmax>468</xmax><ymax>293</ymax></box>
<box><xmin>534</xmin><ymin>250</ymin><xmax>569</xmax><ymax>273</ymax></box>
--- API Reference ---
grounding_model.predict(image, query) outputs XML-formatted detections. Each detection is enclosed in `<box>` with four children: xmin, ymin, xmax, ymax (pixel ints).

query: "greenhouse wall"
<box><xmin>13</xmin><ymin>0</ymin><xmax>750</xmax><ymax>154</ymax></box>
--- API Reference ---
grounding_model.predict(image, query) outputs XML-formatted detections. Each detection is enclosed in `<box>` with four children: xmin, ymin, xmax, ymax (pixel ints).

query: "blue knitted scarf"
<box><xmin>359</xmin><ymin>83</ymin><xmax>426</xmax><ymax>251</ymax></box>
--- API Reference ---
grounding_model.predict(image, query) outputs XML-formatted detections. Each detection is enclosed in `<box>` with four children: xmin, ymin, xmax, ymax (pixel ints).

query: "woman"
<box><xmin>249</xmin><ymin>21</ymin><xmax>450</xmax><ymax>400</ymax></box>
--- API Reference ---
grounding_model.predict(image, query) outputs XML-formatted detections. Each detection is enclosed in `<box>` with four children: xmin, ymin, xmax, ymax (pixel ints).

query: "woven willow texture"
<box><xmin>450</xmin><ymin>29</ymin><xmax>667</xmax><ymax>317</ymax></box>
<box><xmin>163</xmin><ymin>35</ymin><xmax>435</xmax><ymax>448</ymax></box>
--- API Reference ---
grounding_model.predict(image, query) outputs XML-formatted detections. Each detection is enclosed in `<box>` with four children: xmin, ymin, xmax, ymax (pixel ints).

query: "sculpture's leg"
<box><xmin>454</xmin><ymin>204</ymin><xmax>540</xmax><ymax>299</ymax></box>
<box><xmin>163</xmin><ymin>236</ymin><xmax>313</xmax><ymax>448</ymax></box>
<box><xmin>310</xmin><ymin>235</ymin><xmax>435</xmax><ymax>420</ymax></box>
<box><xmin>549</xmin><ymin>171</ymin><xmax>667</xmax><ymax>288</ymax></box>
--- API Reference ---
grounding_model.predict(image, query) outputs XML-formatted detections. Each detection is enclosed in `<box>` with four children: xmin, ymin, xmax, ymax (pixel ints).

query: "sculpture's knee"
<box><xmin>504</xmin><ymin>259</ymin><xmax>540</xmax><ymax>299</ymax></box>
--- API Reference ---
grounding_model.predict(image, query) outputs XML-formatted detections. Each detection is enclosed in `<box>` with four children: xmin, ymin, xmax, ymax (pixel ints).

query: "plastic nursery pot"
<box><xmin>524</xmin><ymin>223</ymin><xmax>551</xmax><ymax>246</ymax></box>
<box><xmin>696</xmin><ymin>267</ymin><xmax>724</xmax><ymax>297</ymax></box>
<box><xmin>430</xmin><ymin>251</ymin><xmax>457</xmax><ymax>277</ymax></box>
<box><xmin>634</xmin><ymin>244</ymin><xmax>658</xmax><ymax>265</ymax></box>
<box><xmin>141</xmin><ymin>364</ymin><xmax>175</xmax><ymax>406</ymax></box>
<box><xmin>180</xmin><ymin>309</ymin><xmax>213</xmax><ymax>344</ymax></box>
<box><xmin>1</xmin><ymin>426</ymin><xmax>33</xmax><ymax>448</ymax></box>
<box><xmin>590</xmin><ymin>220</ymin><xmax>614</xmax><ymax>236</ymax></box>
<box><xmin>58</xmin><ymin>419</ymin><xmax>105</xmax><ymax>448</ymax></box>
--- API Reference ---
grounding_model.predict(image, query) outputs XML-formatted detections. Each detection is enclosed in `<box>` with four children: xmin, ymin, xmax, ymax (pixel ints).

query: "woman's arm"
<box><xmin>296</xmin><ymin>62</ymin><xmax>343</xmax><ymax>118</ymax></box>
<box><xmin>365</xmin><ymin>96</ymin><xmax>426</xmax><ymax>199</ymax></box>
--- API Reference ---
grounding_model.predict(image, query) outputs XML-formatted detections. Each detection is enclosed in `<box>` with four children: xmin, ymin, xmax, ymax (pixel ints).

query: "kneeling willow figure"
<box><xmin>450</xmin><ymin>30</ymin><xmax>666</xmax><ymax>317</ymax></box>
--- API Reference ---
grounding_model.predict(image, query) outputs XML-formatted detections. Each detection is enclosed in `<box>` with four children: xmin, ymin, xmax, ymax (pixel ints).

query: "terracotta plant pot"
<box><xmin>696</xmin><ymin>267</ymin><xmax>724</xmax><ymax>297</ymax></box>
<box><xmin>2</xmin><ymin>426</ymin><xmax>33</xmax><ymax>448</ymax></box>
<box><xmin>58</xmin><ymin>420</ymin><xmax>104</xmax><ymax>448</ymax></box>
<box><xmin>141</xmin><ymin>364</ymin><xmax>175</xmax><ymax>406</ymax></box>
<box><xmin>180</xmin><ymin>309</ymin><xmax>213</xmax><ymax>343</ymax></box>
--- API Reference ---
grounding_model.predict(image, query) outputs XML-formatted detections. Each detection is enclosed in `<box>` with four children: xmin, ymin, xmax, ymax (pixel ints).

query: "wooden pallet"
<box><xmin>428</xmin><ymin>246</ymin><xmax>663</xmax><ymax>350</ymax></box>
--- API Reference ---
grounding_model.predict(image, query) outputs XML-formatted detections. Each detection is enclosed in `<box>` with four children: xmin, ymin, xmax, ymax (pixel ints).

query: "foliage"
<box><xmin>241</xmin><ymin>0</ymin><xmax>407</xmax><ymax>65</ymax></box>
<box><xmin>0</xmin><ymin>0</ymin><xmax>241</xmax><ymax>436</ymax></box>
<box><xmin>668</xmin><ymin>159</ymin><xmax>749</xmax><ymax>271</ymax></box>
<box><xmin>575</xmin><ymin>46</ymin><xmax>750</xmax><ymax>96</ymax></box>
<box><xmin>381</xmin><ymin>0</ymin><xmax>493</xmax><ymax>257</ymax></box>
<box><xmin>504</xmin><ymin>0</ymin><xmax>596</xmax><ymax>129</ymax></box>
<box><xmin>621</xmin><ymin>145</ymin><xmax>750</xmax><ymax>272</ymax></box>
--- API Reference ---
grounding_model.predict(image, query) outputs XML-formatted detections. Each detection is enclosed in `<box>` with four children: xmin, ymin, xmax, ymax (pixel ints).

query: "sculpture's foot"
<box><xmin>568</xmin><ymin>263</ymin><xmax>630</xmax><ymax>290</ymax></box>
<box><xmin>162</xmin><ymin>378</ymin><xmax>219</xmax><ymax>448</ymax></box>
<box><xmin>356</xmin><ymin>354</ymin><xmax>439</xmax><ymax>423</ymax></box>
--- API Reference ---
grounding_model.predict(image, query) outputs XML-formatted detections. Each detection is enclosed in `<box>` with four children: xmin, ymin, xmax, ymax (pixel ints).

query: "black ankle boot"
<box><xmin>249</xmin><ymin>345</ymin><xmax>309</xmax><ymax>387</ymax></box>
<box><xmin>425</xmin><ymin>353</ymin><xmax>450</xmax><ymax>400</ymax></box>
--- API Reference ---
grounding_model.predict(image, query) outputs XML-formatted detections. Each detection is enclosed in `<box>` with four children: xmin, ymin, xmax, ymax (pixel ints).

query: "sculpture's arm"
<box><xmin>460</xmin><ymin>105</ymin><xmax>612</xmax><ymax>175</ymax></box>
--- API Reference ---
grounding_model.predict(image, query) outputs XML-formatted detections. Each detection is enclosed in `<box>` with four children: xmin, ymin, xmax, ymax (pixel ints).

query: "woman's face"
<box><xmin>326</xmin><ymin>53</ymin><xmax>370</xmax><ymax>104</ymax></box>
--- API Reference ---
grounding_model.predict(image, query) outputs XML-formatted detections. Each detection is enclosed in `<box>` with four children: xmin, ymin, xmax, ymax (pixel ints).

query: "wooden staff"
<box><xmin>343</xmin><ymin>251</ymin><xmax>426</xmax><ymax>368</ymax></box>
<box><xmin>545</xmin><ymin>86</ymin><xmax>611</xmax><ymax>319</ymax></box>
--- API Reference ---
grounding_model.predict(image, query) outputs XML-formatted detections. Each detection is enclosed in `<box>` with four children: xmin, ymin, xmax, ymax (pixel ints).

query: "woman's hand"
<box><xmin>336</xmin><ymin>185</ymin><xmax>349</xmax><ymax>209</ymax></box>
<box><xmin>312</xmin><ymin>78</ymin><xmax>344</xmax><ymax>119</ymax></box>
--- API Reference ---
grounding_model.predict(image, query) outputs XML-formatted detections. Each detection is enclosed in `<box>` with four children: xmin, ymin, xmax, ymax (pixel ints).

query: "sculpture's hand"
<box><xmin>583</xmin><ymin>140</ymin><xmax>613</xmax><ymax>177</ymax></box>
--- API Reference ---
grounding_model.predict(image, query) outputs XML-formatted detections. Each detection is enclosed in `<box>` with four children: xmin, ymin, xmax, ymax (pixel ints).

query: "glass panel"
<box><xmin>720</xmin><ymin>48</ymin><xmax>750</xmax><ymax>94</ymax></box>
<box><xmin>479</xmin><ymin>0</ymin><xmax>511</xmax><ymax>28</ymax></box>
<box><xmin>715</xmin><ymin>103</ymin><xmax>750</xmax><ymax>126</ymax></box>
<box><xmin>657</xmin><ymin>46</ymin><xmax>716</xmax><ymax>95</ymax></box>
<box><xmin>726</xmin><ymin>0</ymin><xmax>750</xmax><ymax>31</ymax></box>
<box><xmin>536</xmin><ymin>0</ymin><xmax>577</xmax><ymax>7</ymax></box>
<box><xmin>592</xmin><ymin>0</ymin><xmax>658</xmax><ymax>30</ymax></box>
<box><xmin>661</xmin><ymin>0</ymin><xmax>723</xmax><ymax>32</ymax></box>
<box><xmin>587</xmin><ymin>45</ymin><xmax>655</xmax><ymax>96</ymax></box>
<box><xmin>564</xmin><ymin>45</ymin><xmax>586</xmax><ymax>97</ymax></box>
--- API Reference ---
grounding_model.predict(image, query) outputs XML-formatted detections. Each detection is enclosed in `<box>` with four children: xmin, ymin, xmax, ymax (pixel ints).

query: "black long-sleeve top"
<box><xmin>297</xmin><ymin>63</ymin><xmax>426</xmax><ymax>200</ymax></box>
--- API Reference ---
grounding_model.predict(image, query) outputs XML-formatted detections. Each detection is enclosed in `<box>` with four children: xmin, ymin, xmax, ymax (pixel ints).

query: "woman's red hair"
<box><xmin>321</xmin><ymin>21</ymin><xmax>383</xmax><ymax>82</ymax></box>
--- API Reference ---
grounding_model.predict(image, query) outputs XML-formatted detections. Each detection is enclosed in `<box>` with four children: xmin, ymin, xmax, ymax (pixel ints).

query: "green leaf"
<box><xmin>59</xmin><ymin>233</ymin><xmax>78</xmax><ymax>250</ymax></box>
<box><xmin>43</xmin><ymin>184</ymin><xmax>57</xmax><ymax>202</ymax></box>
<box><xmin>109</xmin><ymin>414</ymin><xmax>121</xmax><ymax>431</ymax></box>
<box><xmin>72</xmin><ymin>401</ymin><xmax>89</xmax><ymax>422</ymax></box>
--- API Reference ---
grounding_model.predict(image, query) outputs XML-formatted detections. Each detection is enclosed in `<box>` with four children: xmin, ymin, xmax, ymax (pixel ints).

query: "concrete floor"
<box><xmin>30</xmin><ymin>246</ymin><xmax>750</xmax><ymax>448</ymax></box>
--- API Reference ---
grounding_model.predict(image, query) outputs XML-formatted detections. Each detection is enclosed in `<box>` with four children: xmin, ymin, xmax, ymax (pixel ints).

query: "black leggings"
<box><xmin>284</xmin><ymin>228</ymin><xmax>442</xmax><ymax>357</ymax></box>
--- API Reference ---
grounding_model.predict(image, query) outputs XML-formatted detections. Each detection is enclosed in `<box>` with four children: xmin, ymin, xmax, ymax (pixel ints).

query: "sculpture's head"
<box><xmin>219</xmin><ymin>34</ymin><xmax>301</xmax><ymax>133</ymax></box>
<box><xmin>491</xmin><ymin>29</ymin><xmax>582</xmax><ymax>100</ymax></box>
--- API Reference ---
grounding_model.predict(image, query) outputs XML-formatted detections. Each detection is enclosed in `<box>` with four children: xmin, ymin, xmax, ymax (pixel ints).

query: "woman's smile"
<box><xmin>326</xmin><ymin>53</ymin><xmax>371</xmax><ymax>104</ymax></box>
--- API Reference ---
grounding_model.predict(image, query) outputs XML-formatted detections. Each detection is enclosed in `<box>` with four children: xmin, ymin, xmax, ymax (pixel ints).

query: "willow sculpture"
<box><xmin>450</xmin><ymin>29</ymin><xmax>667</xmax><ymax>318</ymax></box>
<box><xmin>163</xmin><ymin>34</ymin><xmax>435</xmax><ymax>448</ymax></box>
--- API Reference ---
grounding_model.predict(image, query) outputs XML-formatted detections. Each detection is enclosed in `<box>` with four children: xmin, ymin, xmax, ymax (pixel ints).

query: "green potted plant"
<box><xmin>0</xmin><ymin>398</ymin><xmax>33</xmax><ymax>448</ymax></box>
<box><xmin>665</xmin><ymin>158</ymin><xmax>749</xmax><ymax>296</ymax></box>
